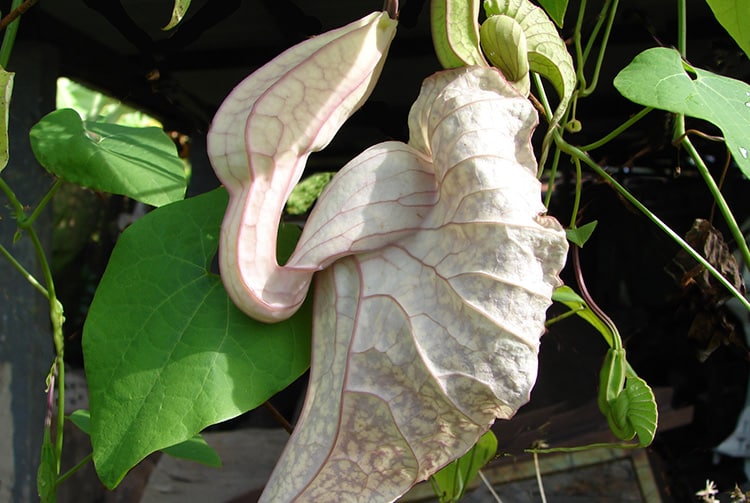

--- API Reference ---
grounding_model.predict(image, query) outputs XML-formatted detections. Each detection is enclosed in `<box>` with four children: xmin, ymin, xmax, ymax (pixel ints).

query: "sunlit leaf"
<box><xmin>431</xmin><ymin>0</ymin><xmax>487</xmax><ymax>68</ymax></box>
<box><xmin>614</xmin><ymin>47</ymin><xmax>750</xmax><ymax>179</ymax></box>
<box><xmin>29</xmin><ymin>109</ymin><xmax>187</xmax><ymax>207</ymax></box>
<box><xmin>431</xmin><ymin>430</ymin><xmax>497</xmax><ymax>502</ymax></box>
<box><xmin>82</xmin><ymin>188</ymin><xmax>311</xmax><ymax>488</ymax></box>
<box><xmin>705</xmin><ymin>0</ymin><xmax>750</xmax><ymax>58</ymax></box>
<box><xmin>163</xmin><ymin>0</ymin><xmax>191</xmax><ymax>30</ymax></box>
<box><xmin>0</xmin><ymin>67</ymin><xmax>13</xmax><ymax>173</ymax></box>
<box><xmin>565</xmin><ymin>220</ymin><xmax>598</xmax><ymax>247</ymax></box>
<box><xmin>483</xmin><ymin>0</ymin><xmax>575</xmax><ymax>122</ymax></box>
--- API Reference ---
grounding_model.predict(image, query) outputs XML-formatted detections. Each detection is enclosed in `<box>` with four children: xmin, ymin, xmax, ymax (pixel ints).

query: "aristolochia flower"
<box><xmin>208</xmin><ymin>11</ymin><xmax>568</xmax><ymax>501</ymax></box>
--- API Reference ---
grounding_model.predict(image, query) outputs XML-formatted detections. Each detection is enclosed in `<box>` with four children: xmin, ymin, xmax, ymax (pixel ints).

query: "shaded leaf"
<box><xmin>431</xmin><ymin>0</ymin><xmax>487</xmax><ymax>68</ymax></box>
<box><xmin>538</xmin><ymin>0</ymin><xmax>568</xmax><ymax>28</ymax></box>
<box><xmin>255</xmin><ymin>68</ymin><xmax>568</xmax><ymax>501</ymax></box>
<box><xmin>286</xmin><ymin>172</ymin><xmax>335</xmax><ymax>215</ymax></box>
<box><xmin>705</xmin><ymin>0</ymin><xmax>750</xmax><ymax>58</ymax></box>
<box><xmin>552</xmin><ymin>285</ymin><xmax>615</xmax><ymax>347</ymax></box>
<box><xmin>82</xmin><ymin>188</ymin><xmax>311</xmax><ymax>488</ymax></box>
<box><xmin>29</xmin><ymin>109</ymin><xmax>187</xmax><ymax>207</ymax></box>
<box><xmin>68</xmin><ymin>409</ymin><xmax>221</xmax><ymax>467</ymax></box>
<box><xmin>163</xmin><ymin>0</ymin><xmax>191</xmax><ymax>30</ymax></box>
<box><xmin>614</xmin><ymin>47</ymin><xmax>750</xmax><ymax>178</ymax></box>
<box><xmin>0</xmin><ymin>67</ymin><xmax>13</xmax><ymax>173</ymax></box>
<box><xmin>431</xmin><ymin>430</ymin><xmax>497</xmax><ymax>502</ymax></box>
<box><xmin>37</xmin><ymin>427</ymin><xmax>57</xmax><ymax>503</ymax></box>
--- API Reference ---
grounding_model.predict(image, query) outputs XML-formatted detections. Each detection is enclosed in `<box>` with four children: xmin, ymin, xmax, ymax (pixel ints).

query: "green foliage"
<box><xmin>37</xmin><ymin>427</ymin><xmax>57</xmax><ymax>503</ymax></box>
<box><xmin>704</xmin><ymin>0</ymin><xmax>750</xmax><ymax>58</ymax></box>
<box><xmin>163</xmin><ymin>0</ymin><xmax>192</xmax><ymax>30</ymax></box>
<box><xmin>286</xmin><ymin>172</ymin><xmax>335</xmax><ymax>215</ymax></box>
<box><xmin>29</xmin><ymin>109</ymin><xmax>187</xmax><ymax>206</ymax></box>
<box><xmin>537</xmin><ymin>0</ymin><xmax>568</xmax><ymax>27</ymax></box>
<box><xmin>0</xmin><ymin>68</ymin><xmax>12</xmax><ymax>173</ymax></box>
<box><xmin>68</xmin><ymin>409</ymin><xmax>221</xmax><ymax>468</ymax></box>
<box><xmin>82</xmin><ymin>188</ymin><xmax>312</xmax><ymax>488</ymax></box>
<box><xmin>614</xmin><ymin>47</ymin><xmax>750</xmax><ymax>179</ymax></box>
<box><xmin>430</xmin><ymin>0</ymin><xmax>487</xmax><ymax>68</ymax></box>
<box><xmin>565</xmin><ymin>220</ymin><xmax>597</xmax><ymax>247</ymax></box>
<box><xmin>430</xmin><ymin>430</ymin><xmax>498</xmax><ymax>502</ymax></box>
<box><xmin>483</xmin><ymin>0</ymin><xmax>576</xmax><ymax>121</ymax></box>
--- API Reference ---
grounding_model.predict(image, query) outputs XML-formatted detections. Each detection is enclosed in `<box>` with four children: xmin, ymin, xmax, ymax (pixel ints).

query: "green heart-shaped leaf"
<box><xmin>29</xmin><ymin>108</ymin><xmax>187</xmax><ymax>207</ymax></box>
<box><xmin>83</xmin><ymin>188</ymin><xmax>311</xmax><ymax>488</ymax></box>
<box><xmin>614</xmin><ymin>47</ymin><xmax>750</xmax><ymax>178</ymax></box>
<box><xmin>705</xmin><ymin>0</ymin><xmax>750</xmax><ymax>59</ymax></box>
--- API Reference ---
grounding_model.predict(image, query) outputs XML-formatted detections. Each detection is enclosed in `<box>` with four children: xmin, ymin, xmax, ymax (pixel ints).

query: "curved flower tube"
<box><xmin>208</xmin><ymin>12</ymin><xmax>567</xmax><ymax>500</ymax></box>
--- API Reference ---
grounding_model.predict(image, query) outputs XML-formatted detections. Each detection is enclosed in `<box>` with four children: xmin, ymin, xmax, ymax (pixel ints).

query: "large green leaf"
<box><xmin>705</xmin><ymin>0</ymin><xmax>750</xmax><ymax>58</ymax></box>
<box><xmin>82</xmin><ymin>188</ymin><xmax>312</xmax><ymax>488</ymax></box>
<box><xmin>29</xmin><ymin>108</ymin><xmax>187</xmax><ymax>207</ymax></box>
<box><xmin>68</xmin><ymin>409</ymin><xmax>221</xmax><ymax>468</ymax></box>
<box><xmin>614</xmin><ymin>47</ymin><xmax>750</xmax><ymax>178</ymax></box>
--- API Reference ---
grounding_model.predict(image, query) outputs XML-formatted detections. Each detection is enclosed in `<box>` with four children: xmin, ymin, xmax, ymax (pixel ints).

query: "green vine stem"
<box><xmin>676</xmin><ymin>130</ymin><xmax>750</xmax><ymax>270</ymax></box>
<box><xmin>0</xmin><ymin>0</ymin><xmax>23</xmax><ymax>68</ymax></box>
<box><xmin>556</xmin><ymin>133</ymin><xmax>750</xmax><ymax>312</ymax></box>
<box><xmin>580</xmin><ymin>107</ymin><xmax>653</xmax><ymax>152</ymax></box>
<box><xmin>56</xmin><ymin>452</ymin><xmax>93</xmax><ymax>486</ymax></box>
<box><xmin>0</xmin><ymin>242</ymin><xmax>48</xmax><ymax>297</ymax></box>
<box><xmin>1</xmin><ymin>176</ymin><xmax>66</xmax><ymax>475</ymax></box>
<box><xmin>672</xmin><ymin>0</ymin><xmax>750</xmax><ymax>270</ymax></box>
<box><xmin>581</xmin><ymin>0</ymin><xmax>618</xmax><ymax>97</ymax></box>
<box><xmin>569</xmin><ymin>157</ymin><xmax>583</xmax><ymax>229</ymax></box>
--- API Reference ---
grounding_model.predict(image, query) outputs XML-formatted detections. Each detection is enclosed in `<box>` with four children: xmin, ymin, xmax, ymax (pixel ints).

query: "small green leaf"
<box><xmin>551</xmin><ymin>285</ymin><xmax>615</xmax><ymax>347</ymax></box>
<box><xmin>286</xmin><ymin>172</ymin><xmax>335</xmax><ymax>215</ymax></box>
<box><xmin>565</xmin><ymin>220</ymin><xmax>598</xmax><ymax>247</ymax></box>
<box><xmin>431</xmin><ymin>430</ymin><xmax>497</xmax><ymax>502</ymax></box>
<box><xmin>69</xmin><ymin>409</ymin><xmax>221</xmax><ymax>467</ymax></box>
<box><xmin>68</xmin><ymin>409</ymin><xmax>91</xmax><ymax>434</ymax></box>
<box><xmin>83</xmin><ymin>188</ymin><xmax>312</xmax><ymax>488</ymax></box>
<box><xmin>480</xmin><ymin>15</ymin><xmax>530</xmax><ymax>94</ymax></box>
<box><xmin>598</xmin><ymin>348</ymin><xmax>626</xmax><ymax>414</ymax></box>
<box><xmin>0</xmin><ymin>67</ymin><xmax>13</xmax><ymax>173</ymax></box>
<box><xmin>29</xmin><ymin>109</ymin><xmax>187</xmax><ymax>207</ymax></box>
<box><xmin>537</xmin><ymin>0</ymin><xmax>568</xmax><ymax>28</ymax></box>
<box><xmin>705</xmin><ymin>0</ymin><xmax>750</xmax><ymax>59</ymax></box>
<box><xmin>431</xmin><ymin>0</ymin><xmax>487</xmax><ymax>68</ymax></box>
<box><xmin>614</xmin><ymin>47</ymin><xmax>750</xmax><ymax>179</ymax></box>
<box><xmin>163</xmin><ymin>0</ymin><xmax>191</xmax><ymax>30</ymax></box>
<box><xmin>37</xmin><ymin>427</ymin><xmax>57</xmax><ymax>503</ymax></box>
<box><xmin>483</xmin><ymin>0</ymin><xmax>575</xmax><ymax>121</ymax></box>
<box><xmin>161</xmin><ymin>435</ymin><xmax>221</xmax><ymax>468</ymax></box>
<box><xmin>623</xmin><ymin>374</ymin><xmax>658</xmax><ymax>447</ymax></box>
